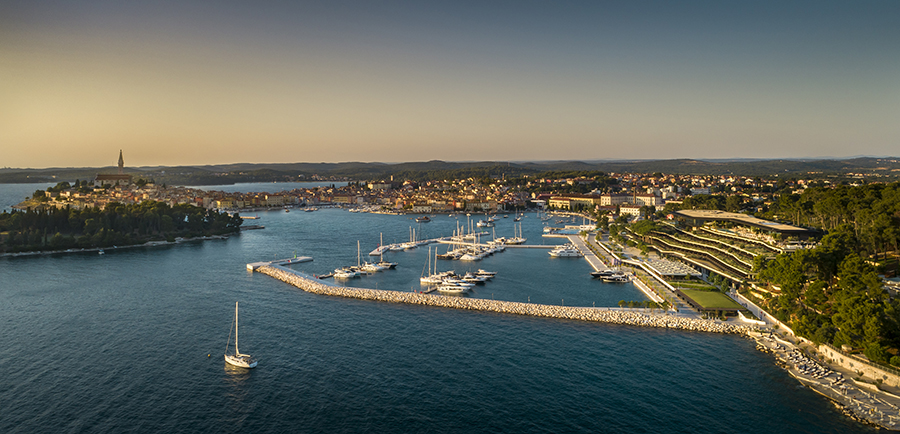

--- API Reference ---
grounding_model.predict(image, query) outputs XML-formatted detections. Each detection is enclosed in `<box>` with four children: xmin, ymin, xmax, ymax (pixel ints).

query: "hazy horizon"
<box><xmin>3</xmin><ymin>1</ymin><xmax>898</xmax><ymax>169</ymax></box>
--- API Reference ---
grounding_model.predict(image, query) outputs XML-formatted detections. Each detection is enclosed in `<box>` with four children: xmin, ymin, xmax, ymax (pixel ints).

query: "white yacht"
<box><xmin>441</xmin><ymin>277</ymin><xmax>475</xmax><ymax>288</ymax></box>
<box><xmin>334</xmin><ymin>267</ymin><xmax>361</xmax><ymax>279</ymax></box>
<box><xmin>475</xmin><ymin>269</ymin><xmax>497</xmax><ymax>279</ymax></box>
<box><xmin>437</xmin><ymin>285</ymin><xmax>467</xmax><ymax>294</ymax></box>
<box><xmin>602</xmin><ymin>272</ymin><xmax>629</xmax><ymax>283</ymax></box>
<box><xmin>548</xmin><ymin>244</ymin><xmax>583</xmax><ymax>257</ymax></box>
<box><xmin>476</xmin><ymin>220</ymin><xmax>494</xmax><ymax>228</ymax></box>
<box><xmin>360</xmin><ymin>262</ymin><xmax>385</xmax><ymax>273</ymax></box>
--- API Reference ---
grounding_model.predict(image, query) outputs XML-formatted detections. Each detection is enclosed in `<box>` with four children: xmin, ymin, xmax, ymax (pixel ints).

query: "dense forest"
<box><xmin>753</xmin><ymin>226</ymin><xmax>900</xmax><ymax>366</ymax></box>
<box><xmin>759</xmin><ymin>183</ymin><xmax>900</xmax><ymax>261</ymax></box>
<box><xmin>0</xmin><ymin>201</ymin><xmax>243</xmax><ymax>253</ymax></box>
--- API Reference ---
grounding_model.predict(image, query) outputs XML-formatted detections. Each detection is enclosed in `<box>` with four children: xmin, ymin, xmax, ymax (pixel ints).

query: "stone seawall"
<box><xmin>257</xmin><ymin>265</ymin><xmax>749</xmax><ymax>335</ymax></box>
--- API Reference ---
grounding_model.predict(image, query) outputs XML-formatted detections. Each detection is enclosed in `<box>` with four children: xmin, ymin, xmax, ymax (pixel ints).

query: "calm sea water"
<box><xmin>0</xmin><ymin>183</ymin><xmax>875</xmax><ymax>433</ymax></box>
<box><xmin>186</xmin><ymin>181</ymin><xmax>349</xmax><ymax>193</ymax></box>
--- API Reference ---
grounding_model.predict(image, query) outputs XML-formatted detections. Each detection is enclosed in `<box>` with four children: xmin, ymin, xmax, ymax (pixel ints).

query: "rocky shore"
<box><xmin>0</xmin><ymin>234</ymin><xmax>230</xmax><ymax>258</ymax></box>
<box><xmin>754</xmin><ymin>331</ymin><xmax>900</xmax><ymax>430</ymax></box>
<box><xmin>257</xmin><ymin>264</ymin><xmax>750</xmax><ymax>335</ymax></box>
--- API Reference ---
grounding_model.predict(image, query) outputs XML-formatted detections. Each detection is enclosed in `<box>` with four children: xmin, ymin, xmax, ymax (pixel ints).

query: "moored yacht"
<box><xmin>437</xmin><ymin>285</ymin><xmax>467</xmax><ymax>294</ymax></box>
<box><xmin>549</xmin><ymin>244</ymin><xmax>582</xmax><ymax>257</ymax></box>
<box><xmin>602</xmin><ymin>272</ymin><xmax>629</xmax><ymax>283</ymax></box>
<box><xmin>377</xmin><ymin>260</ymin><xmax>398</xmax><ymax>269</ymax></box>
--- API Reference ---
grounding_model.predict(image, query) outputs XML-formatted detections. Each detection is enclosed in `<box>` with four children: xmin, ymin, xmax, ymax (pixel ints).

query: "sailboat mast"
<box><xmin>234</xmin><ymin>302</ymin><xmax>239</xmax><ymax>355</ymax></box>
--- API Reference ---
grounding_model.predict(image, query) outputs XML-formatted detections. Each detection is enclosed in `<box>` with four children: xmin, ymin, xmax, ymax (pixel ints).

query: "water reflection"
<box><xmin>223</xmin><ymin>362</ymin><xmax>253</xmax><ymax>380</ymax></box>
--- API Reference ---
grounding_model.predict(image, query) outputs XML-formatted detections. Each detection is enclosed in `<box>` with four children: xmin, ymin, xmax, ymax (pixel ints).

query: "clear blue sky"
<box><xmin>2</xmin><ymin>1</ymin><xmax>898</xmax><ymax>168</ymax></box>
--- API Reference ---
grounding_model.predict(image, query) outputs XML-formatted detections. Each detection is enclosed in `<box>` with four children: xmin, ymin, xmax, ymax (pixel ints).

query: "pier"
<box><xmin>247</xmin><ymin>256</ymin><xmax>313</xmax><ymax>271</ymax></box>
<box><xmin>367</xmin><ymin>232</ymin><xmax>490</xmax><ymax>256</ymax></box>
<box><xmin>564</xmin><ymin>234</ymin><xmax>610</xmax><ymax>272</ymax></box>
<box><xmin>252</xmin><ymin>263</ymin><xmax>749</xmax><ymax>335</ymax></box>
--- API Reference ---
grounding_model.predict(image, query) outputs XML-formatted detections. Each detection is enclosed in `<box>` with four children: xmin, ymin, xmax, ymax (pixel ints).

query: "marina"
<box><xmin>0</xmin><ymin>184</ymin><xmax>879</xmax><ymax>433</ymax></box>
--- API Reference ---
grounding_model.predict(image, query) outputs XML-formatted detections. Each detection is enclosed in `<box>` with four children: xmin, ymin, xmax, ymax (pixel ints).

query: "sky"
<box><xmin>2</xmin><ymin>1</ymin><xmax>898</xmax><ymax>168</ymax></box>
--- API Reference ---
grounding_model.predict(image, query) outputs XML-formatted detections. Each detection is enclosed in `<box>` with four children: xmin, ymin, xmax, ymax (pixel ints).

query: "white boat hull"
<box><xmin>225</xmin><ymin>354</ymin><xmax>258</xmax><ymax>368</ymax></box>
<box><xmin>437</xmin><ymin>285</ymin><xmax>466</xmax><ymax>294</ymax></box>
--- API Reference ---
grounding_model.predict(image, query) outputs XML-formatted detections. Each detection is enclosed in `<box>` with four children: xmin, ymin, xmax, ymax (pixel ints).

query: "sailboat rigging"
<box><xmin>225</xmin><ymin>302</ymin><xmax>258</xmax><ymax>369</ymax></box>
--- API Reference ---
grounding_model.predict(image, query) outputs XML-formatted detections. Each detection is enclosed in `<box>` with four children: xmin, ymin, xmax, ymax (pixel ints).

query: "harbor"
<box><xmin>0</xmin><ymin>183</ymin><xmax>883</xmax><ymax>434</ymax></box>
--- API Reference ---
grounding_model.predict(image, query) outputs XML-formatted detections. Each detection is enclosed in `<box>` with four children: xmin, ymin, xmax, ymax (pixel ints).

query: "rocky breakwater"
<box><xmin>257</xmin><ymin>265</ymin><xmax>750</xmax><ymax>335</ymax></box>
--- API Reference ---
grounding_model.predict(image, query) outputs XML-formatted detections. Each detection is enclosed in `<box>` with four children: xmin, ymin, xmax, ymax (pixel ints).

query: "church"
<box><xmin>93</xmin><ymin>150</ymin><xmax>133</xmax><ymax>187</ymax></box>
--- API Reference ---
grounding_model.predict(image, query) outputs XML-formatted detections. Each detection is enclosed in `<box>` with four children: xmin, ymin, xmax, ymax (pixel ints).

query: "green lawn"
<box><xmin>680</xmin><ymin>289</ymin><xmax>744</xmax><ymax>310</ymax></box>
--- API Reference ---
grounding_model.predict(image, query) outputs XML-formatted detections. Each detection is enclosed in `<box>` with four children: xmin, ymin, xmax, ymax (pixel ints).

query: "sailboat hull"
<box><xmin>225</xmin><ymin>354</ymin><xmax>258</xmax><ymax>368</ymax></box>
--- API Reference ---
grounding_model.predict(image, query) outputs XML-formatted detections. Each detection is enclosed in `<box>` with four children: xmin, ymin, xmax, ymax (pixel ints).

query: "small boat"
<box><xmin>459</xmin><ymin>252</ymin><xmax>481</xmax><ymax>261</ymax></box>
<box><xmin>475</xmin><ymin>269</ymin><xmax>497</xmax><ymax>278</ymax></box>
<box><xmin>377</xmin><ymin>260</ymin><xmax>398</xmax><ymax>269</ymax></box>
<box><xmin>441</xmin><ymin>278</ymin><xmax>475</xmax><ymax>288</ymax></box>
<box><xmin>360</xmin><ymin>262</ymin><xmax>385</xmax><ymax>273</ymax></box>
<box><xmin>224</xmin><ymin>302</ymin><xmax>258</xmax><ymax>369</ymax></box>
<box><xmin>334</xmin><ymin>267</ymin><xmax>361</xmax><ymax>279</ymax></box>
<box><xmin>98</xmin><ymin>249</ymin><xmax>105</xmax><ymax>255</ymax></box>
<box><xmin>461</xmin><ymin>272</ymin><xmax>488</xmax><ymax>284</ymax></box>
<box><xmin>437</xmin><ymin>285</ymin><xmax>466</xmax><ymax>294</ymax></box>
<box><xmin>415</xmin><ymin>216</ymin><xmax>431</xmax><ymax>223</ymax></box>
<box><xmin>602</xmin><ymin>272</ymin><xmax>629</xmax><ymax>283</ymax></box>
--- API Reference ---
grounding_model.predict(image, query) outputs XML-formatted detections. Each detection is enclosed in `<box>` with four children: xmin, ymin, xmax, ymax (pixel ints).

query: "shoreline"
<box><xmin>753</xmin><ymin>331</ymin><xmax>900</xmax><ymax>430</ymax></box>
<box><xmin>0</xmin><ymin>234</ymin><xmax>231</xmax><ymax>258</ymax></box>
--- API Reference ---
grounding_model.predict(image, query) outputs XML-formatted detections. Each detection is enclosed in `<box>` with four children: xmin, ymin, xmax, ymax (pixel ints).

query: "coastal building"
<box><xmin>673</xmin><ymin>209</ymin><xmax>813</xmax><ymax>241</ymax></box>
<box><xmin>619</xmin><ymin>203</ymin><xmax>643</xmax><ymax>217</ymax></box>
<box><xmin>549</xmin><ymin>194</ymin><xmax>602</xmax><ymax>210</ymax></box>
<box><xmin>600</xmin><ymin>194</ymin><xmax>629</xmax><ymax>206</ymax></box>
<box><xmin>93</xmin><ymin>150</ymin><xmax>133</xmax><ymax>187</ymax></box>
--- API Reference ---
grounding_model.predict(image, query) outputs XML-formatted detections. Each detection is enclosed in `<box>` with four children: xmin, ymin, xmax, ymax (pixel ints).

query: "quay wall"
<box><xmin>820</xmin><ymin>344</ymin><xmax>900</xmax><ymax>388</ymax></box>
<box><xmin>257</xmin><ymin>265</ymin><xmax>750</xmax><ymax>335</ymax></box>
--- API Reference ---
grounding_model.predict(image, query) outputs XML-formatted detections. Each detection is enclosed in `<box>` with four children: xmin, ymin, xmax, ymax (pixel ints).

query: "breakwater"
<box><xmin>257</xmin><ymin>265</ymin><xmax>750</xmax><ymax>335</ymax></box>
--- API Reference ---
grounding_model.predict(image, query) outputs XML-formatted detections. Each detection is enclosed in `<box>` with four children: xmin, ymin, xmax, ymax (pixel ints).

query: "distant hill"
<box><xmin>2</xmin><ymin>157</ymin><xmax>898</xmax><ymax>185</ymax></box>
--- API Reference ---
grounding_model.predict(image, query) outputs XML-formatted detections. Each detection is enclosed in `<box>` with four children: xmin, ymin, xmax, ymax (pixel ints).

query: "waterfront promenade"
<box><xmin>255</xmin><ymin>264</ymin><xmax>749</xmax><ymax>335</ymax></box>
<box><xmin>755</xmin><ymin>332</ymin><xmax>900</xmax><ymax>430</ymax></box>
<box><xmin>564</xmin><ymin>234</ymin><xmax>610</xmax><ymax>272</ymax></box>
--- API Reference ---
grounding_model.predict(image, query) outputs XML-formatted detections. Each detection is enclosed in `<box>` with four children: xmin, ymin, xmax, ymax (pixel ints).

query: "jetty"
<box><xmin>247</xmin><ymin>256</ymin><xmax>313</xmax><ymax>271</ymax></box>
<box><xmin>251</xmin><ymin>263</ymin><xmax>749</xmax><ymax>335</ymax></box>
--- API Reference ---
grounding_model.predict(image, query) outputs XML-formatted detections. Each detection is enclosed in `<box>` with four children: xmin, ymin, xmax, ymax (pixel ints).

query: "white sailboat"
<box><xmin>225</xmin><ymin>302</ymin><xmax>258</xmax><ymax>368</ymax></box>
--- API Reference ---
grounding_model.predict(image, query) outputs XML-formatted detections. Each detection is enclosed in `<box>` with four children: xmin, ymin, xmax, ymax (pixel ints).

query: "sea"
<box><xmin>0</xmin><ymin>183</ymin><xmax>876</xmax><ymax>433</ymax></box>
